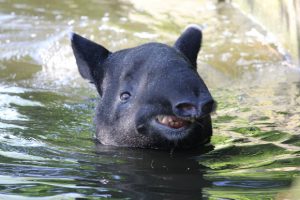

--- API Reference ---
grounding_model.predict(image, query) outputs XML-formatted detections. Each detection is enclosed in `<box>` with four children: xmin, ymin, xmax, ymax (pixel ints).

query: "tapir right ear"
<box><xmin>174</xmin><ymin>25</ymin><xmax>202</xmax><ymax>68</ymax></box>
<box><xmin>71</xmin><ymin>33</ymin><xmax>111</xmax><ymax>83</ymax></box>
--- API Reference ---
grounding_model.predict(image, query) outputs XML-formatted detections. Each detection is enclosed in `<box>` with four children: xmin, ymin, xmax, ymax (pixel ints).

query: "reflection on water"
<box><xmin>0</xmin><ymin>0</ymin><xmax>300</xmax><ymax>199</ymax></box>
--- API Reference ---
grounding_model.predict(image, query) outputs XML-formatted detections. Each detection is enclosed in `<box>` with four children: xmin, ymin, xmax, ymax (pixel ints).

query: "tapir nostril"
<box><xmin>175</xmin><ymin>102</ymin><xmax>198</xmax><ymax>117</ymax></box>
<box><xmin>201</xmin><ymin>100</ymin><xmax>216</xmax><ymax>114</ymax></box>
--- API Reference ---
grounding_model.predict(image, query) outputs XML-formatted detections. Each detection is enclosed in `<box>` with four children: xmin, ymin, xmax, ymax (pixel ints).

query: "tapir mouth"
<box><xmin>155</xmin><ymin>115</ymin><xmax>191</xmax><ymax>129</ymax></box>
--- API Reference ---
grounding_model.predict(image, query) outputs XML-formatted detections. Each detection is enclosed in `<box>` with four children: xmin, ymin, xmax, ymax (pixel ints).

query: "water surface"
<box><xmin>0</xmin><ymin>0</ymin><xmax>300</xmax><ymax>199</ymax></box>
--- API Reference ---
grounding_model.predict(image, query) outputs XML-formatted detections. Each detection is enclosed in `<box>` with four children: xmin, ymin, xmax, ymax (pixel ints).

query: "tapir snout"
<box><xmin>174</xmin><ymin>99</ymin><xmax>216</xmax><ymax>119</ymax></box>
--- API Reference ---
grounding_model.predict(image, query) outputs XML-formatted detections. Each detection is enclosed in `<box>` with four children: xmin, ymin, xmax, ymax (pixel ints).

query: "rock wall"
<box><xmin>230</xmin><ymin>0</ymin><xmax>300</xmax><ymax>65</ymax></box>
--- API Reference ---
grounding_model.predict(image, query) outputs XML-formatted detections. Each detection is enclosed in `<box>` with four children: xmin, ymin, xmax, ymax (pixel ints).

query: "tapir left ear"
<box><xmin>174</xmin><ymin>25</ymin><xmax>202</xmax><ymax>68</ymax></box>
<box><xmin>71</xmin><ymin>33</ymin><xmax>111</xmax><ymax>84</ymax></box>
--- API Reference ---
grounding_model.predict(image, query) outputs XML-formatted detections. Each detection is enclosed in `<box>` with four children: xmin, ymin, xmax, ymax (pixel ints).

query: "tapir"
<box><xmin>71</xmin><ymin>25</ymin><xmax>216</xmax><ymax>150</ymax></box>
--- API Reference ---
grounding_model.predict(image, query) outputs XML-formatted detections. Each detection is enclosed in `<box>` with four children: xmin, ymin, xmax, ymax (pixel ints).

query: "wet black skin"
<box><xmin>71</xmin><ymin>25</ymin><xmax>216</xmax><ymax>150</ymax></box>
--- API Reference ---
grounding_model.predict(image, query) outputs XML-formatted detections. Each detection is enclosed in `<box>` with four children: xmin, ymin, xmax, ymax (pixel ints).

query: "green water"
<box><xmin>0</xmin><ymin>0</ymin><xmax>300</xmax><ymax>199</ymax></box>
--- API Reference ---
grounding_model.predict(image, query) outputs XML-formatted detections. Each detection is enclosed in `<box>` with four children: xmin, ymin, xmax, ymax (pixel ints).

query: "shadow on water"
<box><xmin>93</xmin><ymin>144</ymin><xmax>213</xmax><ymax>199</ymax></box>
<box><xmin>0</xmin><ymin>148</ymin><xmax>212</xmax><ymax>199</ymax></box>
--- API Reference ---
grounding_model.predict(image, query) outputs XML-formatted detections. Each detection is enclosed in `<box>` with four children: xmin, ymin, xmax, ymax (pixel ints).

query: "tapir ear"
<box><xmin>71</xmin><ymin>33</ymin><xmax>111</xmax><ymax>83</ymax></box>
<box><xmin>174</xmin><ymin>25</ymin><xmax>202</xmax><ymax>68</ymax></box>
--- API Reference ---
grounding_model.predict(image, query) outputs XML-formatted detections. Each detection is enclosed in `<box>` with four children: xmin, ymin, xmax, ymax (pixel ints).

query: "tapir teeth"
<box><xmin>156</xmin><ymin>115</ymin><xmax>191</xmax><ymax>129</ymax></box>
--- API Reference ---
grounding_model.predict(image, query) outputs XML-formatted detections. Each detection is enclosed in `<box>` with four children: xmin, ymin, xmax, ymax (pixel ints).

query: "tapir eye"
<box><xmin>120</xmin><ymin>92</ymin><xmax>131</xmax><ymax>102</ymax></box>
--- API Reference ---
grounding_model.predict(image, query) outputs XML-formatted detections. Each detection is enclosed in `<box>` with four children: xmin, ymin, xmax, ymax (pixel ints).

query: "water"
<box><xmin>0</xmin><ymin>0</ymin><xmax>300</xmax><ymax>199</ymax></box>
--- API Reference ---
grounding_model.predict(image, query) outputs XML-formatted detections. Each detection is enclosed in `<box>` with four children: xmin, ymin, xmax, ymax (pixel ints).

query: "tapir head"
<box><xmin>71</xmin><ymin>25</ymin><xmax>216</xmax><ymax>149</ymax></box>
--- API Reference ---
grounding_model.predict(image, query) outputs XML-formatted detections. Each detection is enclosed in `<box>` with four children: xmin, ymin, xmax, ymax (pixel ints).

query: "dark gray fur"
<box><xmin>71</xmin><ymin>25</ymin><xmax>215</xmax><ymax>149</ymax></box>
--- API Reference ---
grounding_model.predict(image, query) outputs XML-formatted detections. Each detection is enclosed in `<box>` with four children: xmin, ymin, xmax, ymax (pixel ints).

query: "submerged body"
<box><xmin>71</xmin><ymin>25</ymin><xmax>215</xmax><ymax>149</ymax></box>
